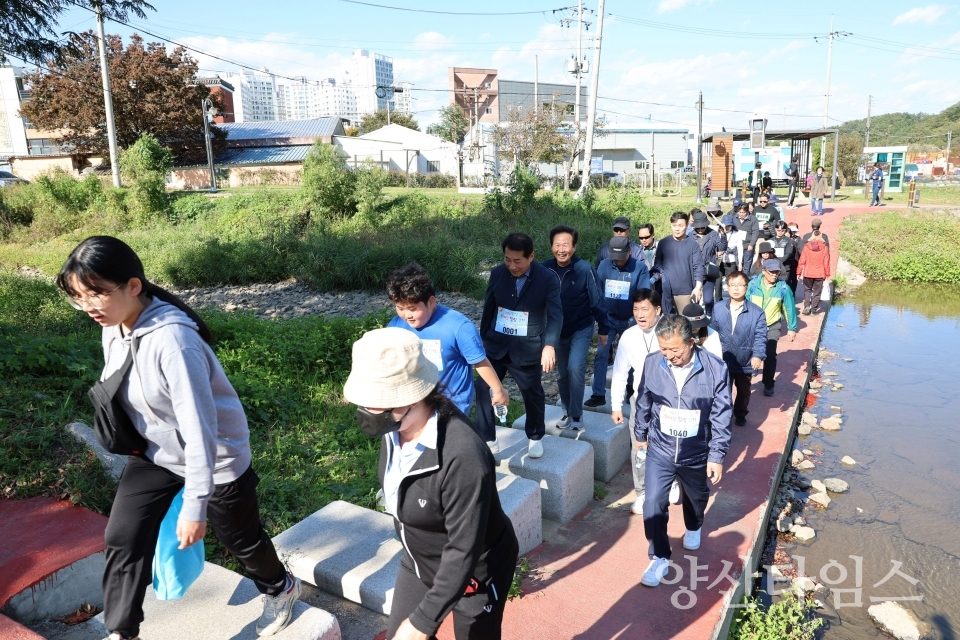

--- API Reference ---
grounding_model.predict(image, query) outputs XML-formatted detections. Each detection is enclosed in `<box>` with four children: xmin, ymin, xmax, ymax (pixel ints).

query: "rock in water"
<box><xmin>867</xmin><ymin>601</ymin><xmax>924</xmax><ymax>640</ymax></box>
<box><xmin>809</xmin><ymin>380</ymin><xmax>823</xmax><ymax>390</ymax></box>
<box><xmin>802</xmin><ymin>449</ymin><xmax>814</xmax><ymax>456</ymax></box>
<box><xmin>801</xmin><ymin>412</ymin><xmax>818</xmax><ymax>425</ymax></box>
<box><xmin>792</xmin><ymin>526</ymin><xmax>816</xmax><ymax>542</ymax></box>
<box><xmin>841</xmin><ymin>455</ymin><xmax>857</xmax><ymax>466</ymax></box>
<box><xmin>791</xmin><ymin>450</ymin><xmax>805</xmax><ymax>465</ymax></box>
<box><xmin>808</xmin><ymin>492</ymin><xmax>831</xmax><ymax>507</ymax></box>
<box><xmin>820</xmin><ymin>418</ymin><xmax>842</xmax><ymax>431</ymax></box>
<box><xmin>824</xmin><ymin>371</ymin><xmax>839</xmax><ymax>377</ymax></box>
<box><xmin>798</xmin><ymin>423</ymin><xmax>812</xmax><ymax>436</ymax></box>
<box><xmin>830</xmin><ymin>405</ymin><xmax>842</xmax><ymax>411</ymax></box>
<box><xmin>798</xmin><ymin>460</ymin><xmax>816</xmax><ymax>471</ymax></box>
<box><xmin>811</xmin><ymin>479</ymin><xmax>827</xmax><ymax>493</ymax></box>
<box><xmin>825</xmin><ymin>478</ymin><xmax>849</xmax><ymax>493</ymax></box>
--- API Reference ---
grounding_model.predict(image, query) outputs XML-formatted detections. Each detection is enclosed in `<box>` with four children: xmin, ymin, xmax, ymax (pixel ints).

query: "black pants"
<box><xmin>762</xmin><ymin>324</ymin><xmax>781</xmax><ymax>390</ymax></box>
<box><xmin>803</xmin><ymin>277</ymin><xmax>824</xmax><ymax>312</ymax></box>
<box><xmin>730</xmin><ymin>371</ymin><xmax>753</xmax><ymax>419</ymax></box>
<box><xmin>386</xmin><ymin>556</ymin><xmax>516</xmax><ymax>640</ymax></box>
<box><xmin>475</xmin><ymin>354</ymin><xmax>545</xmax><ymax>442</ymax></box>
<box><xmin>787</xmin><ymin>180</ymin><xmax>797</xmax><ymax>206</ymax></box>
<box><xmin>103</xmin><ymin>456</ymin><xmax>287</xmax><ymax>637</ymax></box>
<box><xmin>642</xmin><ymin>450</ymin><xmax>710</xmax><ymax>560</ymax></box>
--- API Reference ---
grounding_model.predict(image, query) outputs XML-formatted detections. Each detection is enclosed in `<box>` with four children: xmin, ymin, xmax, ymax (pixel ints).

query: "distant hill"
<box><xmin>837</xmin><ymin>101</ymin><xmax>960</xmax><ymax>154</ymax></box>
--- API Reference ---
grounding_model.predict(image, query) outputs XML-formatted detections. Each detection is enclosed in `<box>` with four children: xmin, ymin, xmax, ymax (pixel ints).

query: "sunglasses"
<box><xmin>638</xmin><ymin>235</ymin><xmax>653</xmax><ymax>240</ymax></box>
<box><xmin>613</xmin><ymin>227</ymin><xmax>629</xmax><ymax>232</ymax></box>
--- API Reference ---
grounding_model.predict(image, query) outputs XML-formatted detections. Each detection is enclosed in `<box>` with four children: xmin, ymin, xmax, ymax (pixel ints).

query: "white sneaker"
<box><xmin>556</xmin><ymin>414</ymin><xmax>572</xmax><ymax>428</ymax></box>
<box><xmin>641</xmin><ymin>556</ymin><xmax>670</xmax><ymax>587</ymax></box>
<box><xmin>669</xmin><ymin>479</ymin><xmax>681</xmax><ymax>504</ymax></box>
<box><xmin>528</xmin><ymin>439</ymin><xmax>544</xmax><ymax>458</ymax></box>
<box><xmin>631</xmin><ymin>493</ymin><xmax>645</xmax><ymax>515</ymax></box>
<box><xmin>683</xmin><ymin>528</ymin><xmax>702</xmax><ymax>550</ymax></box>
<box><xmin>256</xmin><ymin>573</ymin><xmax>302</xmax><ymax>636</ymax></box>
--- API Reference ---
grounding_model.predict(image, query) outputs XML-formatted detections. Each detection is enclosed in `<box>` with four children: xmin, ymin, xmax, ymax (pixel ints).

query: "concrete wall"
<box><xmin>228</xmin><ymin>164</ymin><xmax>302</xmax><ymax>188</ymax></box>
<box><xmin>10</xmin><ymin>155</ymin><xmax>78</xmax><ymax>180</ymax></box>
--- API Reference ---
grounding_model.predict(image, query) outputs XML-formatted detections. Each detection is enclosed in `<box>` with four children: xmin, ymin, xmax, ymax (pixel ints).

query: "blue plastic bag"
<box><xmin>152</xmin><ymin>487</ymin><xmax>204</xmax><ymax>600</ymax></box>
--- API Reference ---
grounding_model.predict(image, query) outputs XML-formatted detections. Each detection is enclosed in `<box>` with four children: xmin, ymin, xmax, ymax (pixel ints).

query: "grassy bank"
<box><xmin>839</xmin><ymin>209</ymin><xmax>960</xmax><ymax>284</ymax></box>
<box><xmin>0</xmin><ymin>175</ymin><xmax>692</xmax><ymax>299</ymax></box>
<box><xmin>0</xmin><ymin>269</ymin><xmax>388</xmax><ymax>565</ymax></box>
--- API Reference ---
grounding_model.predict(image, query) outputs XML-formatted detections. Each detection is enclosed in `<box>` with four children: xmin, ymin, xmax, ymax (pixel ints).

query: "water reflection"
<box><xmin>793</xmin><ymin>282</ymin><xmax>960</xmax><ymax>639</ymax></box>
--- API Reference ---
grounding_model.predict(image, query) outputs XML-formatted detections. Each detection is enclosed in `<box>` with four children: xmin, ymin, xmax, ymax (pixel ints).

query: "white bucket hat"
<box><xmin>343</xmin><ymin>327</ymin><xmax>439</xmax><ymax>408</ymax></box>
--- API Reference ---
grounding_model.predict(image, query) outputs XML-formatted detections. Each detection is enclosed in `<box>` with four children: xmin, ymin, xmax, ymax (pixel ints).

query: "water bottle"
<box><xmin>491</xmin><ymin>389</ymin><xmax>508</xmax><ymax>424</ymax></box>
<box><xmin>635</xmin><ymin>447</ymin><xmax>647</xmax><ymax>469</ymax></box>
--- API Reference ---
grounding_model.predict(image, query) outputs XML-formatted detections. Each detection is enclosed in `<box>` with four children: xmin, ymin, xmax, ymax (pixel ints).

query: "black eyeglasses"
<box><xmin>638</xmin><ymin>235</ymin><xmax>653</xmax><ymax>240</ymax></box>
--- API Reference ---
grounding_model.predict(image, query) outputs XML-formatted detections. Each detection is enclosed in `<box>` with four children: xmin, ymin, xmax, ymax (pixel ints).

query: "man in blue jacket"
<box><xmin>654</xmin><ymin>211</ymin><xmax>705</xmax><ymax>315</ymax></box>
<box><xmin>586</xmin><ymin>236</ymin><xmax>651</xmax><ymax>408</ymax></box>
<box><xmin>478</xmin><ymin>233</ymin><xmax>563</xmax><ymax>458</ymax></box>
<box><xmin>634</xmin><ymin>314</ymin><xmax>732</xmax><ymax>588</ymax></box>
<box><xmin>709</xmin><ymin>271</ymin><xmax>767</xmax><ymax>426</ymax></box>
<box><xmin>596</xmin><ymin>216</ymin><xmax>644</xmax><ymax>263</ymax></box>
<box><xmin>543</xmin><ymin>226</ymin><xmax>608</xmax><ymax>431</ymax></box>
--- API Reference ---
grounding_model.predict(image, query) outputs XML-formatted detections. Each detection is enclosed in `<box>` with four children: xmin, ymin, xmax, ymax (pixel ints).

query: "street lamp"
<box><xmin>202</xmin><ymin>98</ymin><xmax>218</xmax><ymax>193</ymax></box>
<box><xmin>695</xmin><ymin>92</ymin><xmax>703</xmax><ymax>203</ymax></box>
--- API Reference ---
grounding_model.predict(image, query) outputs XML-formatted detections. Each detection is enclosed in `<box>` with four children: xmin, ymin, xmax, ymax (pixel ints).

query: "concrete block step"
<box><xmin>273</xmin><ymin>475</ymin><xmax>542</xmax><ymax>616</ymax></box>
<box><xmin>558</xmin><ymin>385</ymin><xmax>630</xmax><ymax>416</ymax></box>
<box><xmin>490</xmin><ymin>426</ymin><xmax>594</xmax><ymax>523</ymax></box>
<box><xmin>0</xmin><ymin>614</ymin><xmax>44</xmax><ymax>639</ymax></box>
<box><xmin>84</xmin><ymin>562</ymin><xmax>340</xmax><ymax>640</ymax></box>
<box><xmin>0</xmin><ymin>497</ymin><xmax>107</xmax><ymax>625</ymax></box>
<box><xmin>273</xmin><ymin>501</ymin><xmax>401</xmax><ymax>616</ymax></box>
<box><xmin>514</xmin><ymin>406</ymin><xmax>630</xmax><ymax>483</ymax></box>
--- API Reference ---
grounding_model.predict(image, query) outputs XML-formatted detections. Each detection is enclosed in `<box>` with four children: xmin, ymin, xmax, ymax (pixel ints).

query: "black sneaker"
<box><xmin>763</xmin><ymin>386</ymin><xmax>775</xmax><ymax>397</ymax></box>
<box><xmin>734</xmin><ymin>416</ymin><xmax>747</xmax><ymax>426</ymax></box>
<box><xmin>584</xmin><ymin>395</ymin><xmax>606</xmax><ymax>408</ymax></box>
<box><xmin>569</xmin><ymin>418</ymin><xmax>583</xmax><ymax>432</ymax></box>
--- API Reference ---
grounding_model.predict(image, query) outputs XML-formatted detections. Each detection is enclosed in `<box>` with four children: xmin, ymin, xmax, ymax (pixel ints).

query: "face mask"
<box><xmin>356</xmin><ymin>406</ymin><xmax>410</xmax><ymax>438</ymax></box>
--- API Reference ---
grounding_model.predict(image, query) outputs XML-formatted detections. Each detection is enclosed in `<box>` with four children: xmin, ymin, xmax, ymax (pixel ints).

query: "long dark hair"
<box><xmin>423</xmin><ymin>384</ymin><xmax>464</xmax><ymax>423</ymax></box>
<box><xmin>56</xmin><ymin>236</ymin><xmax>213</xmax><ymax>344</ymax></box>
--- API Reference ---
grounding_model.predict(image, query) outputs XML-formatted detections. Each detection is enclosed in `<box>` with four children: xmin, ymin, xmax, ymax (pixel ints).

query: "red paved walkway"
<box><xmin>0</xmin><ymin>497</ymin><xmax>107</xmax><ymax>608</ymax></box>
<box><xmin>435</xmin><ymin>202</ymin><xmax>888</xmax><ymax>640</ymax></box>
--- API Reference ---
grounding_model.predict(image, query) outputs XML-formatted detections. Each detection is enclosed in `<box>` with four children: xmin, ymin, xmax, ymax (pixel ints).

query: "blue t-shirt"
<box><xmin>387</xmin><ymin>305</ymin><xmax>487</xmax><ymax>414</ymax></box>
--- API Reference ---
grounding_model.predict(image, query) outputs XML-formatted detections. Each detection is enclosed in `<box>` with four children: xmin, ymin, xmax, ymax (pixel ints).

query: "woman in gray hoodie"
<box><xmin>57</xmin><ymin>236</ymin><xmax>299</xmax><ymax>640</ymax></box>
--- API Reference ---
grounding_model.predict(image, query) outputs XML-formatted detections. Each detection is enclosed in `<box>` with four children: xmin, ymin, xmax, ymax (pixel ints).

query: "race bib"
<box><xmin>495</xmin><ymin>308</ymin><xmax>529</xmax><ymax>337</ymax></box>
<box><xmin>605</xmin><ymin>279</ymin><xmax>630</xmax><ymax>300</ymax></box>
<box><xmin>756</xmin><ymin>212</ymin><xmax>771</xmax><ymax>223</ymax></box>
<box><xmin>659</xmin><ymin>406</ymin><xmax>701</xmax><ymax>438</ymax></box>
<box><xmin>421</xmin><ymin>339</ymin><xmax>443</xmax><ymax>371</ymax></box>
<box><xmin>724</xmin><ymin>253</ymin><xmax>737</xmax><ymax>264</ymax></box>
<box><xmin>774</xmin><ymin>247</ymin><xmax>785</xmax><ymax>258</ymax></box>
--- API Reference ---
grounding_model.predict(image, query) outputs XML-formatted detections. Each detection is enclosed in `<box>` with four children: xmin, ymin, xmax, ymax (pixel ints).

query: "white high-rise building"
<box><xmin>351</xmin><ymin>49</ymin><xmax>393</xmax><ymax>117</ymax></box>
<box><xmin>0</xmin><ymin>66</ymin><xmax>30</xmax><ymax>171</ymax></box>
<box><xmin>219</xmin><ymin>69</ymin><xmax>278</xmax><ymax>123</ymax></box>
<box><xmin>275</xmin><ymin>77</ymin><xmax>358</xmax><ymax>124</ymax></box>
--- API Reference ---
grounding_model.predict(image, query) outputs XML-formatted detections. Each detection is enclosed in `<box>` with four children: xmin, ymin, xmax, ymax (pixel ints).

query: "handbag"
<box><xmin>152</xmin><ymin>487</ymin><xmax>205</xmax><ymax>600</ymax></box>
<box><xmin>705</xmin><ymin>262</ymin><xmax>721</xmax><ymax>281</ymax></box>
<box><xmin>87</xmin><ymin>339</ymin><xmax>148</xmax><ymax>456</ymax></box>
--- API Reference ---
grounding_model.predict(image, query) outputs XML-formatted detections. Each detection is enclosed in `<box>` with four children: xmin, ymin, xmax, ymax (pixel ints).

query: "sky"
<box><xmin>46</xmin><ymin>0</ymin><xmax>960</xmax><ymax>137</ymax></box>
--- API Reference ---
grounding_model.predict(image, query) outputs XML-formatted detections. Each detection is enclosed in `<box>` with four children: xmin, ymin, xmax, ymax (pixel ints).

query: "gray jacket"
<box><xmin>101</xmin><ymin>298</ymin><xmax>250</xmax><ymax>521</ymax></box>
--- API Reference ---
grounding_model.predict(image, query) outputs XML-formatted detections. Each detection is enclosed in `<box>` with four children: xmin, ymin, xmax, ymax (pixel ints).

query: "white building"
<box><xmin>0</xmin><ymin>66</ymin><xmax>29</xmax><ymax>172</ymax></box>
<box><xmin>334</xmin><ymin>124</ymin><xmax>459</xmax><ymax>177</ymax></box>
<box><xmin>219</xmin><ymin>69</ymin><xmax>278</xmax><ymax>122</ymax></box>
<box><xmin>394</xmin><ymin>82</ymin><xmax>413</xmax><ymax>116</ymax></box>
<box><xmin>352</xmin><ymin>49</ymin><xmax>394</xmax><ymax>117</ymax></box>
<box><xmin>275</xmin><ymin>77</ymin><xmax>359</xmax><ymax>124</ymax></box>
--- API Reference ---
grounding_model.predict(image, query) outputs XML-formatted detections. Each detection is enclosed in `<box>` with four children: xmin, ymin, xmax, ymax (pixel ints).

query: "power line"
<box><xmin>607</xmin><ymin>13</ymin><xmax>823</xmax><ymax>40</ymax></box>
<box><xmin>338</xmin><ymin>0</ymin><xmax>566</xmax><ymax>16</ymax></box>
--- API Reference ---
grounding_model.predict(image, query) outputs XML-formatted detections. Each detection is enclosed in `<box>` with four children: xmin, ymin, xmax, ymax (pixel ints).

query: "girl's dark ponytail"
<box><xmin>57</xmin><ymin>236</ymin><xmax>213</xmax><ymax>344</ymax></box>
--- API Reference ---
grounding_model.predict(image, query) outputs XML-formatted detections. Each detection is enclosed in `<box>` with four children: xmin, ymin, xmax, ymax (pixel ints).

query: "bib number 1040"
<box><xmin>659</xmin><ymin>406</ymin><xmax>701</xmax><ymax>438</ymax></box>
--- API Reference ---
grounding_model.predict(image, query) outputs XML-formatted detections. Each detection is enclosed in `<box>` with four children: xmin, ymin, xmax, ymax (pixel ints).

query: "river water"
<box><xmin>783</xmin><ymin>281</ymin><xmax>960</xmax><ymax>639</ymax></box>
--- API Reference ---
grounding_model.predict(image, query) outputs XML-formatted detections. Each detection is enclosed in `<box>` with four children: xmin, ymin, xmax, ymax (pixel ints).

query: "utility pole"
<box><xmin>579</xmin><ymin>0</ymin><xmax>605</xmax><ymax>195</ymax></box>
<box><xmin>865</xmin><ymin>95</ymin><xmax>872</xmax><ymax>148</ymax></box>
<box><xmin>696</xmin><ymin>91</ymin><xmax>703</xmax><ymax>203</ymax></box>
<box><xmin>821</xmin><ymin>15</ymin><xmax>834</xmax><ymax>171</ymax></box>
<box><xmin>95</xmin><ymin>2</ymin><xmax>121</xmax><ymax>187</ymax></box>
<box><xmin>574</xmin><ymin>0</ymin><xmax>583</xmax><ymax>125</ymax></box>
<box><xmin>947</xmin><ymin>130</ymin><xmax>952</xmax><ymax>158</ymax></box>
<box><xmin>535</xmin><ymin>56</ymin><xmax>540</xmax><ymax>113</ymax></box>
<box><xmin>201</xmin><ymin>98</ymin><xmax>217</xmax><ymax>192</ymax></box>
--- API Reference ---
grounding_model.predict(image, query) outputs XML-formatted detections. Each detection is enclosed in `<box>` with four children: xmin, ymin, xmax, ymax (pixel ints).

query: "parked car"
<box><xmin>0</xmin><ymin>171</ymin><xmax>28</xmax><ymax>188</ymax></box>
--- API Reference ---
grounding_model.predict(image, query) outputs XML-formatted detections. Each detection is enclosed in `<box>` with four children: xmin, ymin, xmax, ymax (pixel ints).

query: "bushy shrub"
<box><xmin>354</xmin><ymin>163</ymin><xmax>387</xmax><ymax>222</ymax></box>
<box><xmin>382</xmin><ymin>171</ymin><xmax>457</xmax><ymax>188</ymax></box>
<box><xmin>119</xmin><ymin>133</ymin><xmax>175</xmax><ymax>224</ymax></box>
<box><xmin>301</xmin><ymin>142</ymin><xmax>357</xmax><ymax>218</ymax></box>
<box><xmin>5</xmin><ymin>172</ymin><xmax>105</xmax><ymax>239</ymax></box>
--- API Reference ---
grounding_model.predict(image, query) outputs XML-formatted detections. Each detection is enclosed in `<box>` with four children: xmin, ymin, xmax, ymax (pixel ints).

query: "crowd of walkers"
<box><xmin>61</xmin><ymin>193</ymin><xmax>830</xmax><ymax>638</ymax></box>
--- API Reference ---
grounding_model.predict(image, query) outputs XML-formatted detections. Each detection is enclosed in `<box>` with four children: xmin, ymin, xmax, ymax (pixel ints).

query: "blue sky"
<box><xmin>50</xmin><ymin>0</ymin><xmax>960</xmax><ymax>134</ymax></box>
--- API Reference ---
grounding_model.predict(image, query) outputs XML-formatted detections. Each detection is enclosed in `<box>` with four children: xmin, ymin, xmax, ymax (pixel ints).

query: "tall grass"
<box><xmin>839</xmin><ymin>209</ymin><xmax>960</xmax><ymax>284</ymax></box>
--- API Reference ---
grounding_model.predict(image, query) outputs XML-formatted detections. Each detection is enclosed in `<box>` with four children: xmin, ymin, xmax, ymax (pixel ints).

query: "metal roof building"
<box><xmin>215</xmin><ymin>146</ymin><xmax>312</xmax><ymax>166</ymax></box>
<box><xmin>220</xmin><ymin>118</ymin><xmax>346</xmax><ymax>147</ymax></box>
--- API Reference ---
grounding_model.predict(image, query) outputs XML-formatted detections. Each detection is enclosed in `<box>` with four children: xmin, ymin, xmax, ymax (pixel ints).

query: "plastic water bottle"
<box><xmin>491</xmin><ymin>389</ymin><xmax>508</xmax><ymax>424</ymax></box>
<box><xmin>635</xmin><ymin>447</ymin><xmax>647</xmax><ymax>469</ymax></box>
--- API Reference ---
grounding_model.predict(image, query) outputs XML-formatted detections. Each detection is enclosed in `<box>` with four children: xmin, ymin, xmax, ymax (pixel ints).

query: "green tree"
<box><xmin>20</xmin><ymin>32</ymin><xmax>225</xmax><ymax>165</ymax></box>
<box><xmin>301</xmin><ymin>142</ymin><xmax>357</xmax><ymax>218</ymax></box>
<box><xmin>359</xmin><ymin>109</ymin><xmax>419</xmax><ymax>135</ymax></box>
<box><xmin>0</xmin><ymin>0</ymin><xmax>152</xmax><ymax>64</ymax></box>
<box><xmin>354</xmin><ymin>162</ymin><xmax>387</xmax><ymax>223</ymax></box>
<box><xmin>119</xmin><ymin>132</ymin><xmax>173</xmax><ymax>222</ymax></box>
<box><xmin>426</xmin><ymin>104</ymin><xmax>470</xmax><ymax>144</ymax></box>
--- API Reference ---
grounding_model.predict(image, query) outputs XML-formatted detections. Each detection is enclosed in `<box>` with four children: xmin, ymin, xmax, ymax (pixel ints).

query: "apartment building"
<box><xmin>352</xmin><ymin>49</ymin><xmax>394</xmax><ymax>117</ymax></box>
<box><xmin>218</xmin><ymin>69</ymin><xmax>278</xmax><ymax>122</ymax></box>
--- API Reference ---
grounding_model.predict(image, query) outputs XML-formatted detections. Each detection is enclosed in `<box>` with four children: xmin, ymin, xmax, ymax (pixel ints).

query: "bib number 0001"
<box><xmin>495</xmin><ymin>308</ymin><xmax>529</xmax><ymax>337</ymax></box>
